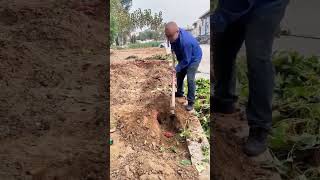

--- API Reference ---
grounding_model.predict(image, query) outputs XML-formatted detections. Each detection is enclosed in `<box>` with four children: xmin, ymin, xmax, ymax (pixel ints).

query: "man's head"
<box><xmin>165</xmin><ymin>21</ymin><xmax>179</xmax><ymax>43</ymax></box>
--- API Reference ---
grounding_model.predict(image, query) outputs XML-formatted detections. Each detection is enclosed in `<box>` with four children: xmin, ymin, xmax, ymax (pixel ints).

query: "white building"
<box><xmin>199</xmin><ymin>10</ymin><xmax>210</xmax><ymax>36</ymax></box>
<box><xmin>187</xmin><ymin>10</ymin><xmax>210</xmax><ymax>43</ymax></box>
<box><xmin>192</xmin><ymin>20</ymin><xmax>201</xmax><ymax>37</ymax></box>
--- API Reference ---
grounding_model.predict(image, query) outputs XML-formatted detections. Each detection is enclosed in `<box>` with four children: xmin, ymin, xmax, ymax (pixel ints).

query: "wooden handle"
<box><xmin>171</xmin><ymin>51</ymin><xmax>176</xmax><ymax>114</ymax></box>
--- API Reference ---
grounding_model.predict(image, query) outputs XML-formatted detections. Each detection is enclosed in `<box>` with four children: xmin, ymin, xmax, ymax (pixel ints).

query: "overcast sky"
<box><xmin>131</xmin><ymin>0</ymin><xmax>209</xmax><ymax>28</ymax></box>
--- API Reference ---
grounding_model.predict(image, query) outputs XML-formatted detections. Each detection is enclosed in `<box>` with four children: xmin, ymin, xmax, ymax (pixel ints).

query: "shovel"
<box><xmin>170</xmin><ymin>49</ymin><xmax>176</xmax><ymax>117</ymax></box>
<box><xmin>167</xmin><ymin>40</ymin><xmax>176</xmax><ymax>117</ymax></box>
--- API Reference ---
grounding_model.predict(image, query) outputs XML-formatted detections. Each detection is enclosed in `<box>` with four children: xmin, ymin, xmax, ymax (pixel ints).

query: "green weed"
<box><xmin>179</xmin><ymin>128</ymin><xmax>192</xmax><ymax>139</ymax></box>
<box><xmin>184</xmin><ymin>78</ymin><xmax>210</xmax><ymax>139</ymax></box>
<box><xmin>236</xmin><ymin>51</ymin><xmax>320</xmax><ymax>179</ymax></box>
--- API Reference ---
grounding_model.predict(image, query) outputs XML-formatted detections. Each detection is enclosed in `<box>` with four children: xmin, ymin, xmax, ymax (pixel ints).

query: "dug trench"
<box><xmin>110</xmin><ymin>59</ymin><xmax>199</xmax><ymax>179</ymax></box>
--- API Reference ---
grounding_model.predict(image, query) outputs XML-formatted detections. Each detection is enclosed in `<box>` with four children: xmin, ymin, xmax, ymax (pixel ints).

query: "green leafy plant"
<box><xmin>236</xmin><ymin>51</ymin><xmax>320</xmax><ymax>179</ymax></box>
<box><xmin>159</xmin><ymin>146</ymin><xmax>165</xmax><ymax>152</ymax></box>
<box><xmin>170</xmin><ymin>146</ymin><xmax>178</xmax><ymax>153</ymax></box>
<box><xmin>196</xmin><ymin>163</ymin><xmax>206</xmax><ymax>172</ymax></box>
<box><xmin>180</xmin><ymin>159</ymin><xmax>192</xmax><ymax>166</ymax></box>
<box><xmin>195</xmin><ymin>79</ymin><xmax>210</xmax><ymax>139</ymax></box>
<box><xmin>201</xmin><ymin>145</ymin><xmax>210</xmax><ymax>157</ymax></box>
<box><xmin>184</xmin><ymin>78</ymin><xmax>210</xmax><ymax>139</ymax></box>
<box><xmin>179</xmin><ymin>128</ymin><xmax>192</xmax><ymax>139</ymax></box>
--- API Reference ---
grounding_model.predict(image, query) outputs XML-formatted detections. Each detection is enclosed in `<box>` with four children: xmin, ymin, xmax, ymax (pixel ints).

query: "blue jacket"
<box><xmin>212</xmin><ymin>0</ymin><xmax>285</xmax><ymax>32</ymax></box>
<box><xmin>170</xmin><ymin>28</ymin><xmax>202</xmax><ymax>72</ymax></box>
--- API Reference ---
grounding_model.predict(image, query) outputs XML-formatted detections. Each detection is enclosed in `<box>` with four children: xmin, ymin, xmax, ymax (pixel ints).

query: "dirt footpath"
<box><xmin>0</xmin><ymin>0</ymin><xmax>107</xmax><ymax>179</ymax></box>
<box><xmin>110</xmin><ymin>48</ymin><xmax>200</xmax><ymax>179</ymax></box>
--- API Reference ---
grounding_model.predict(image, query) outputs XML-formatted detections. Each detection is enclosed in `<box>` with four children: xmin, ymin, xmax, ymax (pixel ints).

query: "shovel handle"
<box><xmin>171</xmin><ymin>50</ymin><xmax>176</xmax><ymax>115</ymax></box>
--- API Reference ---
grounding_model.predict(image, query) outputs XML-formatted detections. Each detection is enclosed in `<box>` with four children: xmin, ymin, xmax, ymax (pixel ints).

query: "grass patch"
<box><xmin>110</xmin><ymin>45</ymin><xmax>125</xmax><ymax>50</ymax></box>
<box><xmin>127</xmin><ymin>41</ymin><xmax>161</xmax><ymax>49</ymax></box>
<box><xmin>110</xmin><ymin>41</ymin><xmax>162</xmax><ymax>49</ymax></box>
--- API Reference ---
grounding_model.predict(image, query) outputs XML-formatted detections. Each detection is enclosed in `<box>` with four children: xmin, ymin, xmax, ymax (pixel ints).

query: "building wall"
<box><xmin>200</xmin><ymin>15</ymin><xmax>210</xmax><ymax>36</ymax></box>
<box><xmin>192</xmin><ymin>20</ymin><xmax>201</xmax><ymax>37</ymax></box>
<box><xmin>238</xmin><ymin>0</ymin><xmax>320</xmax><ymax>56</ymax></box>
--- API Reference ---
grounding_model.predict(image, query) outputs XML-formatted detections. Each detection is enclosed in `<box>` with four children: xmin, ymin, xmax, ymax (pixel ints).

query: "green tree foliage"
<box><xmin>110</xmin><ymin>15</ymin><xmax>118</xmax><ymax>45</ymax></box>
<box><xmin>110</xmin><ymin>0</ymin><xmax>132</xmax><ymax>45</ymax></box>
<box><xmin>110</xmin><ymin>0</ymin><xmax>163</xmax><ymax>45</ymax></box>
<box><xmin>130</xmin><ymin>9</ymin><xmax>164</xmax><ymax>31</ymax></box>
<box><xmin>136</xmin><ymin>30</ymin><xmax>162</xmax><ymax>41</ymax></box>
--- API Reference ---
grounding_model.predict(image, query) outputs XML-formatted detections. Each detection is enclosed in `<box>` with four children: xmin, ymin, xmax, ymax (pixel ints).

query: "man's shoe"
<box><xmin>175</xmin><ymin>92</ymin><xmax>184</xmax><ymax>98</ymax></box>
<box><xmin>186</xmin><ymin>103</ymin><xmax>194</xmax><ymax>111</ymax></box>
<box><xmin>244</xmin><ymin>127</ymin><xmax>269</xmax><ymax>156</ymax></box>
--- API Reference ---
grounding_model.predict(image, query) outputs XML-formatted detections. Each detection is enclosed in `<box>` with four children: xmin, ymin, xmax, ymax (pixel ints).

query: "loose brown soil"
<box><xmin>0</xmin><ymin>0</ymin><xmax>107</xmax><ymax>179</ymax></box>
<box><xmin>213</xmin><ymin>114</ymin><xmax>275</xmax><ymax>180</ymax></box>
<box><xmin>110</xmin><ymin>47</ymin><xmax>166</xmax><ymax>61</ymax></box>
<box><xmin>110</xmin><ymin>48</ymin><xmax>199</xmax><ymax>179</ymax></box>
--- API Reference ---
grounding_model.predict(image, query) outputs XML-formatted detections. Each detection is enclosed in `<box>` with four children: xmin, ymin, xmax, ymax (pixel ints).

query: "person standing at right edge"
<box><xmin>211</xmin><ymin>0</ymin><xmax>289</xmax><ymax>156</ymax></box>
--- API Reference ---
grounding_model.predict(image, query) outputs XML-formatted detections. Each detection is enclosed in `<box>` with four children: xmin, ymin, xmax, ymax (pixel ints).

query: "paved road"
<box><xmin>196</xmin><ymin>44</ymin><xmax>210</xmax><ymax>79</ymax></box>
<box><xmin>238</xmin><ymin>36</ymin><xmax>320</xmax><ymax>57</ymax></box>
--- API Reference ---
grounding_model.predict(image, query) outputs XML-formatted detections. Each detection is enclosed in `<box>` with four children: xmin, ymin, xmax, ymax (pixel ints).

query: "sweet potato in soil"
<box><xmin>0</xmin><ymin>0</ymin><xmax>107</xmax><ymax>179</ymax></box>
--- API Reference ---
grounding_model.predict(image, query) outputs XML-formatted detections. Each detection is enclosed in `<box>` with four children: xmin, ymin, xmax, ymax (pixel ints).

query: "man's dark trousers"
<box><xmin>176</xmin><ymin>62</ymin><xmax>200</xmax><ymax>105</ymax></box>
<box><xmin>212</xmin><ymin>0</ymin><xmax>289</xmax><ymax>131</ymax></box>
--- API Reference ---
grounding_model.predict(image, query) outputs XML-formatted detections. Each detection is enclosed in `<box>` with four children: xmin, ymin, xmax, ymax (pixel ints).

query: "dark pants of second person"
<box><xmin>176</xmin><ymin>62</ymin><xmax>200</xmax><ymax>105</ymax></box>
<box><xmin>212</xmin><ymin>0</ymin><xmax>288</xmax><ymax>131</ymax></box>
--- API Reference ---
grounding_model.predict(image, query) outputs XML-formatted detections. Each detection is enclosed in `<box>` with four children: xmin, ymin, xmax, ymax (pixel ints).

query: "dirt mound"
<box><xmin>110</xmin><ymin>58</ymin><xmax>199</xmax><ymax>180</ymax></box>
<box><xmin>111</xmin><ymin>60</ymin><xmax>178</xmax><ymax>146</ymax></box>
<box><xmin>213</xmin><ymin>115</ymin><xmax>273</xmax><ymax>180</ymax></box>
<box><xmin>111</xmin><ymin>47</ymin><xmax>167</xmax><ymax>61</ymax></box>
<box><xmin>0</xmin><ymin>0</ymin><xmax>107</xmax><ymax>179</ymax></box>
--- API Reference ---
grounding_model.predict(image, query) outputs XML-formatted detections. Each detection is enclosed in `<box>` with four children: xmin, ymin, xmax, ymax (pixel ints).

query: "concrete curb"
<box><xmin>176</xmin><ymin>99</ymin><xmax>210</xmax><ymax>180</ymax></box>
